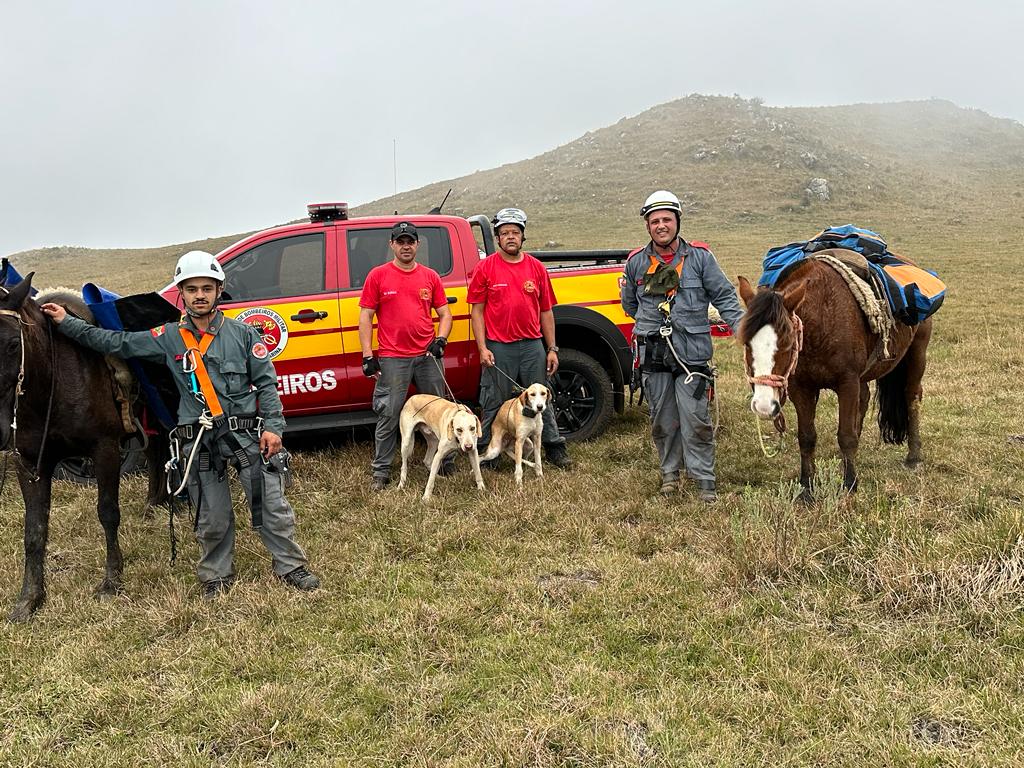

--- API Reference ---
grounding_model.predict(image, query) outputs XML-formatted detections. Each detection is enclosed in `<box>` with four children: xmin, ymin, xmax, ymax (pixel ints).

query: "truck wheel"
<box><xmin>54</xmin><ymin>435</ymin><xmax>147</xmax><ymax>485</ymax></box>
<box><xmin>551</xmin><ymin>348</ymin><xmax>614</xmax><ymax>441</ymax></box>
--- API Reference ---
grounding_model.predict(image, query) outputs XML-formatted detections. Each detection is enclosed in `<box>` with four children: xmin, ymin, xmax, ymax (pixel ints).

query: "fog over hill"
<box><xmin>10</xmin><ymin>96</ymin><xmax>1024</xmax><ymax>293</ymax></box>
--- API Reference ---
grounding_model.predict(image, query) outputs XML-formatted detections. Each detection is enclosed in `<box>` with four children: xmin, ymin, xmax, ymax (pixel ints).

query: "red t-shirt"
<box><xmin>359</xmin><ymin>262</ymin><xmax>448</xmax><ymax>357</ymax></box>
<box><xmin>466</xmin><ymin>252</ymin><xmax>556</xmax><ymax>343</ymax></box>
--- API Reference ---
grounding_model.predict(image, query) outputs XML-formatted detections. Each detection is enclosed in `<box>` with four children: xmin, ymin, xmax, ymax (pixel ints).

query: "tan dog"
<box><xmin>397</xmin><ymin>394</ymin><xmax>485</xmax><ymax>500</ymax></box>
<box><xmin>479</xmin><ymin>383</ymin><xmax>551</xmax><ymax>485</ymax></box>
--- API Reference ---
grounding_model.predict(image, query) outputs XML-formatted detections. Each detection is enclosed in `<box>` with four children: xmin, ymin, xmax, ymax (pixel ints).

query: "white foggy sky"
<box><xmin>2</xmin><ymin>0</ymin><xmax>1021</xmax><ymax>255</ymax></box>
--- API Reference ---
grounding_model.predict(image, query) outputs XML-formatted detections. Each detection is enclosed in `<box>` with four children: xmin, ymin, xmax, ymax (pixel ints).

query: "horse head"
<box><xmin>737</xmin><ymin>275</ymin><xmax>805</xmax><ymax>422</ymax></box>
<box><xmin>0</xmin><ymin>273</ymin><xmax>36</xmax><ymax>449</ymax></box>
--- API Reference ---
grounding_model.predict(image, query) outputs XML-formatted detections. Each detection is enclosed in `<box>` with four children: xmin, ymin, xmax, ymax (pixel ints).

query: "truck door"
<box><xmin>218</xmin><ymin>228</ymin><xmax>346</xmax><ymax>414</ymax></box>
<box><xmin>338</xmin><ymin>222</ymin><xmax>467</xmax><ymax>409</ymax></box>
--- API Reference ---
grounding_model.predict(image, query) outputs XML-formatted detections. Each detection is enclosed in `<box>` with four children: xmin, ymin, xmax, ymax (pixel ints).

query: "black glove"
<box><xmin>427</xmin><ymin>337</ymin><xmax>448</xmax><ymax>358</ymax></box>
<box><xmin>362</xmin><ymin>356</ymin><xmax>381</xmax><ymax>377</ymax></box>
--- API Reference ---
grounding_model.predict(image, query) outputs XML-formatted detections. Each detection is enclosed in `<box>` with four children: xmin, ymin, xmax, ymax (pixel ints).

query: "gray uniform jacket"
<box><xmin>620</xmin><ymin>239</ymin><xmax>745</xmax><ymax>364</ymax></box>
<box><xmin>58</xmin><ymin>311</ymin><xmax>286</xmax><ymax>435</ymax></box>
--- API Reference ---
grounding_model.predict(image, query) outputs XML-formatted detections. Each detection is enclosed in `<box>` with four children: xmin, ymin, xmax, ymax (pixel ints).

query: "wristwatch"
<box><xmin>547</xmin><ymin>345</ymin><xmax>560</xmax><ymax>354</ymax></box>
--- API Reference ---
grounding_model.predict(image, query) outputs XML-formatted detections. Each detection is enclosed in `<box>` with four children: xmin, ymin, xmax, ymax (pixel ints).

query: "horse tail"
<box><xmin>876</xmin><ymin>355</ymin><xmax>909</xmax><ymax>444</ymax></box>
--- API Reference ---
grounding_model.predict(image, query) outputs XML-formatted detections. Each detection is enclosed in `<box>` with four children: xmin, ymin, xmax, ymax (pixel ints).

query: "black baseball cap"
<box><xmin>390</xmin><ymin>221</ymin><xmax>419</xmax><ymax>241</ymax></box>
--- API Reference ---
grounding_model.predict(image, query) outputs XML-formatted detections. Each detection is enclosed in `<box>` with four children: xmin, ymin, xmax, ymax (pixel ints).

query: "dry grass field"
<box><xmin>2</xmin><ymin>97</ymin><xmax>1023</xmax><ymax>765</ymax></box>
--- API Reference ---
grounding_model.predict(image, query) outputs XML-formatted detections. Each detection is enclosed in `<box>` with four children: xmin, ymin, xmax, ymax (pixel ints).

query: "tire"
<box><xmin>550</xmin><ymin>348</ymin><xmax>614</xmax><ymax>442</ymax></box>
<box><xmin>53</xmin><ymin>434</ymin><xmax>147</xmax><ymax>485</ymax></box>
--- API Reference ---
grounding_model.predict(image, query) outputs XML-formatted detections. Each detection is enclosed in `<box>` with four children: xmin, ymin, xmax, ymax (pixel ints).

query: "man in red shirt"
<box><xmin>468</xmin><ymin>208</ymin><xmax>572</xmax><ymax>469</ymax></box>
<box><xmin>359</xmin><ymin>221</ymin><xmax>453</xmax><ymax>490</ymax></box>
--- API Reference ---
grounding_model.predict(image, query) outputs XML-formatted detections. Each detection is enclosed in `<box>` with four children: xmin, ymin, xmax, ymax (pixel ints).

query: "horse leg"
<box><xmin>857</xmin><ymin>381</ymin><xmax>871</xmax><ymax>434</ymax></box>
<box><xmin>836</xmin><ymin>377</ymin><xmax>863</xmax><ymax>493</ymax></box>
<box><xmin>94</xmin><ymin>439</ymin><xmax>124</xmax><ymax>599</ymax></box>
<box><xmin>143</xmin><ymin>432</ymin><xmax>170</xmax><ymax>515</ymax></box>
<box><xmin>10</xmin><ymin>466</ymin><xmax>54</xmax><ymax>622</ymax></box>
<box><xmin>789</xmin><ymin>385</ymin><xmax>818</xmax><ymax>503</ymax></box>
<box><xmin>903</xmin><ymin>323</ymin><xmax>931</xmax><ymax>469</ymax></box>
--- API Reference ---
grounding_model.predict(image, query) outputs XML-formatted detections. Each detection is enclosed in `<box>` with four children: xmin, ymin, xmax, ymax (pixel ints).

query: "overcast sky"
<box><xmin>2</xmin><ymin>0</ymin><xmax>1021</xmax><ymax>255</ymax></box>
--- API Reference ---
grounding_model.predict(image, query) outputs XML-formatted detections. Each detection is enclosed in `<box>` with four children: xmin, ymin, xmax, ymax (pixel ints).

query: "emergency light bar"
<box><xmin>307</xmin><ymin>202</ymin><xmax>349</xmax><ymax>223</ymax></box>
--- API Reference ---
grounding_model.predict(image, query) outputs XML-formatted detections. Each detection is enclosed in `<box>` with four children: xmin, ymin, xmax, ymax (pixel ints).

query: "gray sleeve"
<box><xmin>620</xmin><ymin>256</ymin><xmax>639</xmax><ymax>318</ymax></box>
<box><xmin>702</xmin><ymin>253</ymin><xmax>745</xmax><ymax>330</ymax></box>
<box><xmin>58</xmin><ymin>316</ymin><xmax>168</xmax><ymax>362</ymax></box>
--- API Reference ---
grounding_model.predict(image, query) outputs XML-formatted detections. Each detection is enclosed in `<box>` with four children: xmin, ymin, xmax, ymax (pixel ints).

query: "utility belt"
<box><xmin>171</xmin><ymin>415</ymin><xmax>263</xmax><ymax>442</ymax></box>
<box><xmin>637</xmin><ymin>333</ymin><xmax>713</xmax><ymax>400</ymax></box>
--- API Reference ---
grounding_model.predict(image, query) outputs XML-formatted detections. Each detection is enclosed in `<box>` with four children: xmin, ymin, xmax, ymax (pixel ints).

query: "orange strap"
<box><xmin>178</xmin><ymin>326</ymin><xmax>224</xmax><ymax>418</ymax></box>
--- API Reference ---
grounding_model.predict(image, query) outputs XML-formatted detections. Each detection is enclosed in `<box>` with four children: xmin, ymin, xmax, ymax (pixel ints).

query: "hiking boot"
<box><xmin>201</xmin><ymin>578</ymin><xmax>233</xmax><ymax>600</ymax></box>
<box><xmin>659</xmin><ymin>477</ymin><xmax>678</xmax><ymax>496</ymax></box>
<box><xmin>281</xmin><ymin>566</ymin><xmax>321</xmax><ymax>592</ymax></box>
<box><xmin>370</xmin><ymin>476</ymin><xmax>389</xmax><ymax>492</ymax></box>
<box><xmin>698</xmin><ymin>482</ymin><xmax>718</xmax><ymax>503</ymax></box>
<box><xmin>479</xmin><ymin>458</ymin><xmax>499</xmax><ymax>471</ymax></box>
<box><xmin>543</xmin><ymin>443</ymin><xmax>573</xmax><ymax>470</ymax></box>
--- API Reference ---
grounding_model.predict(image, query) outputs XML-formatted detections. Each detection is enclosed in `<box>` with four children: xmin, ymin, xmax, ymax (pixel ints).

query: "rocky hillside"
<box><xmin>9</xmin><ymin>96</ymin><xmax>1024</xmax><ymax>292</ymax></box>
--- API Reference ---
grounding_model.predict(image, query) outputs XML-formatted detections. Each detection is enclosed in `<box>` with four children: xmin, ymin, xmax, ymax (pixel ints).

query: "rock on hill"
<box><xmin>9</xmin><ymin>95</ymin><xmax>1024</xmax><ymax>292</ymax></box>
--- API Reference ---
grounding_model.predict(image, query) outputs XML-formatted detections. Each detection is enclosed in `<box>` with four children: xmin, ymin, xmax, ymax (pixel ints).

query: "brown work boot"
<box><xmin>659</xmin><ymin>476</ymin><xmax>679</xmax><ymax>496</ymax></box>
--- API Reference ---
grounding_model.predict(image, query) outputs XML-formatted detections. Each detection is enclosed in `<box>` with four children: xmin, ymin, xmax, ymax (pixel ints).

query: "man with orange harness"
<box><xmin>42</xmin><ymin>251</ymin><xmax>320</xmax><ymax>599</ymax></box>
<box><xmin>620</xmin><ymin>191</ymin><xmax>744</xmax><ymax>502</ymax></box>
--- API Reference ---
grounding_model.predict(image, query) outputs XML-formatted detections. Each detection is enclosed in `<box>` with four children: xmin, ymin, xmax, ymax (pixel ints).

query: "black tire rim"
<box><xmin>551</xmin><ymin>370</ymin><xmax>597</xmax><ymax>435</ymax></box>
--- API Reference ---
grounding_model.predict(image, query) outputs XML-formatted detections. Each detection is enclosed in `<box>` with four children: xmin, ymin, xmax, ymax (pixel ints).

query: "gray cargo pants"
<box><xmin>478</xmin><ymin>338</ymin><xmax>565</xmax><ymax>449</ymax></box>
<box><xmin>643</xmin><ymin>368</ymin><xmax>716</xmax><ymax>488</ymax></box>
<box><xmin>186</xmin><ymin>433</ymin><xmax>308</xmax><ymax>584</ymax></box>
<box><xmin>372</xmin><ymin>355</ymin><xmax>446</xmax><ymax>480</ymax></box>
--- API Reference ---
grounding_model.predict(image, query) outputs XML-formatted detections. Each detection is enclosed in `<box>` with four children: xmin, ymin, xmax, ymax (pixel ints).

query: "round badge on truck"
<box><xmin>236</xmin><ymin>307</ymin><xmax>289</xmax><ymax>360</ymax></box>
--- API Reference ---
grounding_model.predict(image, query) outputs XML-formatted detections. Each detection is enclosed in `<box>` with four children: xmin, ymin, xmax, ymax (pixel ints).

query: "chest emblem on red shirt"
<box><xmin>251</xmin><ymin>342</ymin><xmax>269</xmax><ymax>359</ymax></box>
<box><xmin>150</xmin><ymin>325</ymin><xmax>166</xmax><ymax>338</ymax></box>
<box><xmin>419</xmin><ymin>287</ymin><xmax>430</xmax><ymax>301</ymax></box>
<box><xmin>236</xmin><ymin>307</ymin><xmax>289</xmax><ymax>360</ymax></box>
<box><xmin>523</xmin><ymin>280</ymin><xmax>536</xmax><ymax>294</ymax></box>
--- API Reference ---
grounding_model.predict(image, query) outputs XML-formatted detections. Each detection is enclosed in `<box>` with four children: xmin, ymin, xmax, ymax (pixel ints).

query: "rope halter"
<box><xmin>746</xmin><ymin>312</ymin><xmax>803</xmax><ymax>406</ymax></box>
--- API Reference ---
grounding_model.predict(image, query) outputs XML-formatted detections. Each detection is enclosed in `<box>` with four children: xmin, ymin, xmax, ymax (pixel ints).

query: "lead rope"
<box><xmin>30</xmin><ymin>319</ymin><xmax>57</xmax><ymax>482</ymax></box>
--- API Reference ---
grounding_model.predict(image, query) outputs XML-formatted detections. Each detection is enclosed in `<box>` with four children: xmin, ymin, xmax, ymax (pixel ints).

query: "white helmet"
<box><xmin>640</xmin><ymin>190</ymin><xmax>682</xmax><ymax>219</ymax></box>
<box><xmin>492</xmin><ymin>207</ymin><xmax>527</xmax><ymax>232</ymax></box>
<box><xmin>173</xmin><ymin>250</ymin><xmax>225</xmax><ymax>286</ymax></box>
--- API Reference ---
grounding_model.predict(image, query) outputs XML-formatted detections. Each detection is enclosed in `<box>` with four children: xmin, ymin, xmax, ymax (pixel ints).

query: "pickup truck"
<box><xmin>158</xmin><ymin>203</ymin><xmax>638</xmax><ymax>441</ymax></box>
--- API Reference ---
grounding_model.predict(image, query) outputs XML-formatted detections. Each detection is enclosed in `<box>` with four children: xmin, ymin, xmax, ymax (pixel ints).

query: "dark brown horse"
<box><xmin>0</xmin><ymin>275</ymin><xmax>164</xmax><ymax>621</ymax></box>
<box><xmin>736</xmin><ymin>259</ymin><xmax>933</xmax><ymax>499</ymax></box>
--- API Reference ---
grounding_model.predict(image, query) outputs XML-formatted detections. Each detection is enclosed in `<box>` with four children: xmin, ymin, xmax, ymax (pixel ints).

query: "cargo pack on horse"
<box><xmin>736</xmin><ymin>257</ymin><xmax>933</xmax><ymax>499</ymax></box>
<box><xmin>0</xmin><ymin>274</ymin><xmax>166</xmax><ymax>621</ymax></box>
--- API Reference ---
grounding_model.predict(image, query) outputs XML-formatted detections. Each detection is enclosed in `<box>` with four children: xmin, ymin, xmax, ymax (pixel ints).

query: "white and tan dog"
<box><xmin>397</xmin><ymin>394</ymin><xmax>485</xmax><ymax>500</ymax></box>
<box><xmin>479</xmin><ymin>383</ymin><xmax>551</xmax><ymax>485</ymax></box>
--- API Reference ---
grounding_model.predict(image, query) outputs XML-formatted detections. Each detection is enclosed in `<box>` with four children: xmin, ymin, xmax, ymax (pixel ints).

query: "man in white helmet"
<box><xmin>620</xmin><ymin>191</ymin><xmax>744</xmax><ymax>502</ymax></box>
<box><xmin>468</xmin><ymin>207</ymin><xmax>571</xmax><ymax>469</ymax></box>
<box><xmin>41</xmin><ymin>250</ymin><xmax>320</xmax><ymax>599</ymax></box>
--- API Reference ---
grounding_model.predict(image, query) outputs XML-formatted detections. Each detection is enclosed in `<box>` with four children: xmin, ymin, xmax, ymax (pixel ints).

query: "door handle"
<box><xmin>290</xmin><ymin>310</ymin><xmax>329</xmax><ymax>322</ymax></box>
<box><xmin>447</xmin><ymin>296</ymin><xmax>457</xmax><ymax>304</ymax></box>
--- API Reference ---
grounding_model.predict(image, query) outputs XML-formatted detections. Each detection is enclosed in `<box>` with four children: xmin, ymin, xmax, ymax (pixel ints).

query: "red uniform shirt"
<box><xmin>466</xmin><ymin>252</ymin><xmax>556</xmax><ymax>343</ymax></box>
<box><xmin>359</xmin><ymin>262</ymin><xmax>447</xmax><ymax>357</ymax></box>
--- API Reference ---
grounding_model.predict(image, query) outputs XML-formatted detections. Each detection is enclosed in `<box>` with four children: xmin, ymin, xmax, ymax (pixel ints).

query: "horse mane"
<box><xmin>35</xmin><ymin>287</ymin><xmax>95</xmax><ymax>325</ymax></box>
<box><xmin>737</xmin><ymin>288</ymin><xmax>789</xmax><ymax>346</ymax></box>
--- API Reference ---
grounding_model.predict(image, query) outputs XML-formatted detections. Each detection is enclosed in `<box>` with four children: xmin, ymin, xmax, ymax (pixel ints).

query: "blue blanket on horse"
<box><xmin>758</xmin><ymin>225</ymin><xmax>945</xmax><ymax>326</ymax></box>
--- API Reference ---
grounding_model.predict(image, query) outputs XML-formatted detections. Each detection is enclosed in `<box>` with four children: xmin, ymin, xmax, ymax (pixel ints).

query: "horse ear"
<box><xmin>737</xmin><ymin>275</ymin><xmax>756</xmax><ymax>308</ymax></box>
<box><xmin>2</xmin><ymin>272</ymin><xmax>34</xmax><ymax>310</ymax></box>
<box><xmin>782</xmin><ymin>282</ymin><xmax>807</xmax><ymax>312</ymax></box>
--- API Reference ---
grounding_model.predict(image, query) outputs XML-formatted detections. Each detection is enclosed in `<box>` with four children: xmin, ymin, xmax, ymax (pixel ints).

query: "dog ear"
<box><xmin>519</xmin><ymin>389</ymin><xmax>529</xmax><ymax>406</ymax></box>
<box><xmin>476</xmin><ymin>416</ymin><xmax>482</xmax><ymax>434</ymax></box>
<box><xmin>446</xmin><ymin>417</ymin><xmax>455</xmax><ymax>441</ymax></box>
<box><xmin>546</xmin><ymin>386</ymin><xmax>553</xmax><ymax>401</ymax></box>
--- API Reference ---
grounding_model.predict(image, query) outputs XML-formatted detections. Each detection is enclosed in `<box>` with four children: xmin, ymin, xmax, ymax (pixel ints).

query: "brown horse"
<box><xmin>0</xmin><ymin>275</ymin><xmax>164</xmax><ymax>621</ymax></box>
<box><xmin>736</xmin><ymin>259</ymin><xmax>933</xmax><ymax>499</ymax></box>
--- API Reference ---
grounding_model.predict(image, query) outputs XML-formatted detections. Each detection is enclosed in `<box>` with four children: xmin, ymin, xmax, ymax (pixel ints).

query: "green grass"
<box><xmin>2</xmin><ymin>95</ymin><xmax>1024</xmax><ymax>764</ymax></box>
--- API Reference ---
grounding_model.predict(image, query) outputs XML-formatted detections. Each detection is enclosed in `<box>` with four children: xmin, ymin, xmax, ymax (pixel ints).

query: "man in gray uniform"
<box><xmin>620</xmin><ymin>191</ymin><xmax>744</xmax><ymax>502</ymax></box>
<box><xmin>41</xmin><ymin>250</ymin><xmax>320</xmax><ymax>599</ymax></box>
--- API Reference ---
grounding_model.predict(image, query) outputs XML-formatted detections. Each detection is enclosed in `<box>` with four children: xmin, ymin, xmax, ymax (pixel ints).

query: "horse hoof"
<box><xmin>797</xmin><ymin>489</ymin><xmax>814</xmax><ymax>505</ymax></box>
<box><xmin>905</xmin><ymin>458</ymin><xmax>922</xmax><ymax>471</ymax></box>
<box><xmin>8</xmin><ymin>595</ymin><xmax>44</xmax><ymax>623</ymax></box>
<box><xmin>94</xmin><ymin>579</ymin><xmax>124</xmax><ymax>600</ymax></box>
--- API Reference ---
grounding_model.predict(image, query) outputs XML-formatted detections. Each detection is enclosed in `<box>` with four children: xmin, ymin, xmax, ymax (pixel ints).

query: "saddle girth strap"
<box><xmin>178</xmin><ymin>327</ymin><xmax>225</xmax><ymax>418</ymax></box>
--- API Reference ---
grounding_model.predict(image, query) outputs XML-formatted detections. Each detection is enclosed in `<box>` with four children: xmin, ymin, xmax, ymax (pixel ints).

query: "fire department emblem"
<box><xmin>523</xmin><ymin>280</ymin><xmax>536</xmax><ymax>294</ymax></box>
<box><xmin>251</xmin><ymin>342</ymin><xmax>269</xmax><ymax>360</ymax></box>
<box><xmin>419</xmin><ymin>287</ymin><xmax>430</xmax><ymax>301</ymax></box>
<box><xmin>236</xmin><ymin>307</ymin><xmax>289</xmax><ymax>360</ymax></box>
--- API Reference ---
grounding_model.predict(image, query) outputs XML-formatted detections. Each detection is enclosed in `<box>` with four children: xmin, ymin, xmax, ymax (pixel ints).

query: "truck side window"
<box><xmin>222</xmin><ymin>233</ymin><xmax>325</xmax><ymax>301</ymax></box>
<box><xmin>346</xmin><ymin>227</ymin><xmax>453</xmax><ymax>289</ymax></box>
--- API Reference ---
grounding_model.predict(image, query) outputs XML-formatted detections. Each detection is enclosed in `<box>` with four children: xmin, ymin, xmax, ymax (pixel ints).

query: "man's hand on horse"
<box><xmin>260</xmin><ymin>430</ymin><xmax>283</xmax><ymax>458</ymax></box>
<box><xmin>40</xmin><ymin>303</ymin><xmax>66</xmax><ymax>323</ymax></box>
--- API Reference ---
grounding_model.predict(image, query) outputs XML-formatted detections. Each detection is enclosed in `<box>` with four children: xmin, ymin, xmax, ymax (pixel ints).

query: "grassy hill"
<box><xmin>8</xmin><ymin>96</ymin><xmax>1024</xmax><ymax>293</ymax></box>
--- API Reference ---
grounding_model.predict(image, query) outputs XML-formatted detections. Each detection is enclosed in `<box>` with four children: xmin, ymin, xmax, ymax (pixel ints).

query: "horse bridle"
<box><xmin>746</xmin><ymin>312</ymin><xmax>804</xmax><ymax>406</ymax></box>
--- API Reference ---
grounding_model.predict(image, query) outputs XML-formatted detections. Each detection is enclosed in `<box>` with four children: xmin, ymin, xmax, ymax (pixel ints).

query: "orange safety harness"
<box><xmin>178</xmin><ymin>326</ymin><xmax>224</xmax><ymax>418</ymax></box>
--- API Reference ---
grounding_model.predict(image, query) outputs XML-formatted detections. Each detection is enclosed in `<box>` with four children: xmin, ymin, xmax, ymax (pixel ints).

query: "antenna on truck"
<box><xmin>429</xmin><ymin>188</ymin><xmax>452</xmax><ymax>215</ymax></box>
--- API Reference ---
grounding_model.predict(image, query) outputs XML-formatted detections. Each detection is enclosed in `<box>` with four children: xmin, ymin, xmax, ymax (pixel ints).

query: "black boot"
<box><xmin>543</xmin><ymin>443</ymin><xmax>573</xmax><ymax>470</ymax></box>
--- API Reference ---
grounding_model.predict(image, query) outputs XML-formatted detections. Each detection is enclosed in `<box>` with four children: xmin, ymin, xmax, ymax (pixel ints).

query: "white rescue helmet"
<box><xmin>173</xmin><ymin>250</ymin><xmax>225</xmax><ymax>286</ymax></box>
<box><xmin>492</xmin><ymin>207</ymin><xmax>528</xmax><ymax>232</ymax></box>
<box><xmin>640</xmin><ymin>190</ymin><xmax>683</xmax><ymax>219</ymax></box>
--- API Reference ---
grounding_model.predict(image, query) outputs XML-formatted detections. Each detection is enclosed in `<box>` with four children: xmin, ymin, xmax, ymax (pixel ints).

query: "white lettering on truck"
<box><xmin>276</xmin><ymin>369</ymin><xmax>338</xmax><ymax>396</ymax></box>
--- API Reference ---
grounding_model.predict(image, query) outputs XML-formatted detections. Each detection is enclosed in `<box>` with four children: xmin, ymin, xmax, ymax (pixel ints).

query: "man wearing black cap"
<box><xmin>359</xmin><ymin>222</ymin><xmax>453</xmax><ymax>490</ymax></box>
